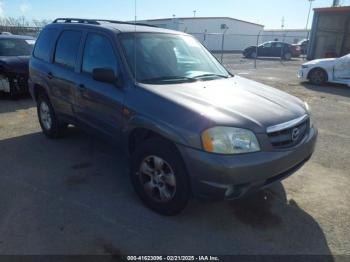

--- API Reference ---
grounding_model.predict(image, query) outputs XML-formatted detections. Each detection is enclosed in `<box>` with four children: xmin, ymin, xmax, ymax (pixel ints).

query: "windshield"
<box><xmin>0</xmin><ymin>38</ymin><xmax>35</xmax><ymax>56</ymax></box>
<box><xmin>120</xmin><ymin>33</ymin><xmax>230</xmax><ymax>84</ymax></box>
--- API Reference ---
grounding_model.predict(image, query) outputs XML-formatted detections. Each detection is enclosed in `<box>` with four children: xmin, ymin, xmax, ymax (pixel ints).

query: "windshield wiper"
<box><xmin>193</xmin><ymin>73</ymin><xmax>230</xmax><ymax>79</ymax></box>
<box><xmin>140</xmin><ymin>76</ymin><xmax>197</xmax><ymax>83</ymax></box>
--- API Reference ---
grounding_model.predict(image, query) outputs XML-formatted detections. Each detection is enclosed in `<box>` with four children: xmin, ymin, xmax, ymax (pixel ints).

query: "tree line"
<box><xmin>0</xmin><ymin>16</ymin><xmax>51</xmax><ymax>28</ymax></box>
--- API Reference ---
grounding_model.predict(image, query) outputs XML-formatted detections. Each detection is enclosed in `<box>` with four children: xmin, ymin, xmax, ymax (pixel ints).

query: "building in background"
<box><xmin>308</xmin><ymin>6</ymin><xmax>350</xmax><ymax>60</ymax></box>
<box><xmin>262</xmin><ymin>29</ymin><xmax>310</xmax><ymax>44</ymax></box>
<box><xmin>139</xmin><ymin>17</ymin><xmax>264</xmax><ymax>52</ymax></box>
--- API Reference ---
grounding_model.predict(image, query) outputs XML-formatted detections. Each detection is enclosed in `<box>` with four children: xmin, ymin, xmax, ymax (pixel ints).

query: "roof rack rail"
<box><xmin>97</xmin><ymin>19</ymin><xmax>158</xmax><ymax>28</ymax></box>
<box><xmin>52</xmin><ymin>18</ymin><xmax>157</xmax><ymax>28</ymax></box>
<box><xmin>53</xmin><ymin>18</ymin><xmax>100</xmax><ymax>25</ymax></box>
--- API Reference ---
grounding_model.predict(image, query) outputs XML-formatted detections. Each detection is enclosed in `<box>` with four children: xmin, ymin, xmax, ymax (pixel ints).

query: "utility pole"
<box><xmin>305</xmin><ymin>0</ymin><xmax>315</xmax><ymax>39</ymax></box>
<box><xmin>281</xmin><ymin>16</ymin><xmax>285</xmax><ymax>30</ymax></box>
<box><xmin>333</xmin><ymin>0</ymin><xmax>340</xmax><ymax>6</ymax></box>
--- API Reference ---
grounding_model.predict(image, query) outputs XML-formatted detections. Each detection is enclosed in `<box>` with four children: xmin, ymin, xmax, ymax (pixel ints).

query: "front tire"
<box><xmin>130</xmin><ymin>138</ymin><xmax>191</xmax><ymax>216</ymax></box>
<box><xmin>37</xmin><ymin>94</ymin><xmax>67</xmax><ymax>139</ymax></box>
<box><xmin>309</xmin><ymin>68</ymin><xmax>328</xmax><ymax>85</ymax></box>
<box><xmin>250</xmin><ymin>51</ymin><xmax>257</xmax><ymax>59</ymax></box>
<box><xmin>9</xmin><ymin>83</ymin><xmax>18</xmax><ymax>100</ymax></box>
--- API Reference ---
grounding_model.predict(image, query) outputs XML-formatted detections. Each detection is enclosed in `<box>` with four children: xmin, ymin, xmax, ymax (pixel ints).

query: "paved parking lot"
<box><xmin>0</xmin><ymin>55</ymin><xmax>349</xmax><ymax>258</ymax></box>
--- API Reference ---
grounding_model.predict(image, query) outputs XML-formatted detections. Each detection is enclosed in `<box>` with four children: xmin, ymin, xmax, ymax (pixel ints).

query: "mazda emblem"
<box><xmin>292</xmin><ymin>128</ymin><xmax>301</xmax><ymax>141</ymax></box>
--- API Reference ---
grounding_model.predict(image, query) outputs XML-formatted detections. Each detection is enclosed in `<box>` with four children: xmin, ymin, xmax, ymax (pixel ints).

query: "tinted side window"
<box><xmin>54</xmin><ymin>30</ymin><xmax>82</xmax><ymax>69</ymax></box>
<box><xmin>275</xmin><ymin>43</ymin><xmax>283</xmax><ymax>48</ymax></box>
<box><xmin>33</xmin><ymin>28</ymin><xmax>59</xmax><ymax>62</ymax></box>
<box><xmin>82</xmin><ymin>34</ymin><xmax>117</xmax><ymax>75</ymax></box>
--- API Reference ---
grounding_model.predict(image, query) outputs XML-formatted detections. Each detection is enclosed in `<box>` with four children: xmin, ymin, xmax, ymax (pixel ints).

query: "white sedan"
<box><xmin>298</xmin><ymin>54</ymin><xmax>350</xmax><ymax>86</ymax></box>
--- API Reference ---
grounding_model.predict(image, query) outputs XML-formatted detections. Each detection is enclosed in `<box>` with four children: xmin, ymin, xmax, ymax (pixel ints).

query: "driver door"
<box><xmin>74</xmin><ymin>32</ymin><xmax>125</xmax><ymax>140</ymax></box>
<box><xmin>259</xmin><ymin>42</ymin><xmax>272</xmax><ymax>57</ymax></box>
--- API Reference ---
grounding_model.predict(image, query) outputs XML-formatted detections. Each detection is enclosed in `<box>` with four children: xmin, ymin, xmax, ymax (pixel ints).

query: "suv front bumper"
<box><xmin>177</xmin><ymin>127</ymin><xmax>318</xmax><ymax>200</ymax></box>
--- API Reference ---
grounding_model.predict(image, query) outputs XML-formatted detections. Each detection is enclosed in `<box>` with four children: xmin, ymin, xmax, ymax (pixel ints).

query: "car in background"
<box><xmin>0</xmin><ymin>35</ymin><xmax>35</xmax><ymax>98</ymax></box>
<box><xmin>1</xmin><ymin>32</ymin><xmax>13</xmax><ymax>36</ymax></box>
<box><xmin>243</xmin><ymin>41</ymin><xmax>295</xmax><ymax>60</ymax></box>
<box><xmin>293</xmin><ymin>39</ymin><xmax>309</xmax><ymax>55</ymax></box>
<box><xmin>298</xmin><ymin>53</ymin><xmax>350</xmax><ymax>86</ymax></box>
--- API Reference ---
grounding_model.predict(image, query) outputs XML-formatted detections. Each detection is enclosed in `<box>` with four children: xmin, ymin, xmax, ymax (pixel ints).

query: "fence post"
<box><xmin>280</xmin><ymin>33</ymin><xmax>287</xmax><ymax>64</ymax></box>
<box><xmin>221</xmin><ymin>28</ymin><xmax>228</xmax><ymax>64</ymax></box>
<box><xmin>255</xmin><ymin>31</ymin><xmax>262</xmax><ymax>69</ymax></box>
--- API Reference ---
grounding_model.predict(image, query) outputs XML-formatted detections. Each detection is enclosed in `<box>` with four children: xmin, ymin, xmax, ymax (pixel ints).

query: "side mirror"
<box><xmin>92</xmin><ymin>68</ymin><xmax>117</xmax><ymax>84</ymax></box>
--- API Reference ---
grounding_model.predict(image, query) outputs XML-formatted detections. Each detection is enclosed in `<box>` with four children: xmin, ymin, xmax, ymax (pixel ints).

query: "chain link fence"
<box><xmin>0</xmin><ymin>25</ymin><xmax>42</xmax><ymax>37</ymax></box>
<box><xmin>189</xmin><ymin>32</ymin><xmax>309</xmax><ymax>69</ymax></box>
<box><xmin>0</xmin><ymin>25</ymin><xmax>308</xmax><ymax>69</ymax></box>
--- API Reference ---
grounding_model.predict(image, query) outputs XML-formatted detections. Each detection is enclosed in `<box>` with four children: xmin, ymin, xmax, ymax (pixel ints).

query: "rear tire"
<box><xmin>37</xmin><ymin>94</ymin><xmax>67</xmax><ymax>139</ymax></box>
<box><xmin>283</xmin><ymin>52</ymin><xmax>292</xmax><ymax>60</ymax></box>
<box><xmin>309</xmin><ymin>68</ymin><xmax>328</xmax><ymax>85</ymax></box>
<box><xmin>130</xmin><ymin>138</ymin><xmax>191</xmax><ymax>216</ymax></box>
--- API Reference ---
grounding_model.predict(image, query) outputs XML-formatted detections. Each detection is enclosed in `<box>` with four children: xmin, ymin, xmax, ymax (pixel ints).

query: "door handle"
<box><xmin>47</xmin><ymin>72</ymin><xmax>54</xmax><ymax>79</ymax></box>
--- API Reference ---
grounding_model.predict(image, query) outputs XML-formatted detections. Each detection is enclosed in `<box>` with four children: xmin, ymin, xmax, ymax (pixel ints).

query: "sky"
<box><xmin>0</xmin><ymin>0</ymin><xmax>349</xmax><ymax>29</ymax></box>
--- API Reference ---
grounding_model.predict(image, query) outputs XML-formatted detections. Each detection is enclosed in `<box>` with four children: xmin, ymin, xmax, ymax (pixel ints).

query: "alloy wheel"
<box><xmin>138</xmin><ymin>156</ymin><xmax>177</xmax><ymax>203</ymax></box>
<box><xmin>40</xmin><ymin>101</ymin><xmax>52</xmax><ymax>130</ymax></box>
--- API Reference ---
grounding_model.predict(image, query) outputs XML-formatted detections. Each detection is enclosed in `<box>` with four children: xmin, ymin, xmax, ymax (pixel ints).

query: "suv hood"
<box><xmin>0</xmin><ymin>56</ymin><xmax>30</xmax><ymax>74</ymax></box>
<box><xmin>140</xmin><ymin>76</ymin><xmax>307</xmax><ymax>133</ymax></box>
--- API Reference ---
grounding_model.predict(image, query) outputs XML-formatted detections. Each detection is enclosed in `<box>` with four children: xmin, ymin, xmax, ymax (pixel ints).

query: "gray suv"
<box><xmin>29</xmin><ymin>19</ymin><xmax>318</xmax><ymax>215</ymax></box>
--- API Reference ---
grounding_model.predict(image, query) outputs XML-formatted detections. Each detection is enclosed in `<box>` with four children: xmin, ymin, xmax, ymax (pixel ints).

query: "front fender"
<box><xmin>122</xmin><ymin>114</ymin><xmax>194</xmax><ymax>154</ymax></box>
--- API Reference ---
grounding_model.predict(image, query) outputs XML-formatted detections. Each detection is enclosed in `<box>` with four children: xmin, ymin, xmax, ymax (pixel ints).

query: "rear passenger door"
<box><xmin>49</xmin><ymin>30</ymin><xmax>83</xmax><ymax>117</ymax></box>
<box><xmin>74</xmin><ymin>32</ymin><xmax>124</xmax><ymax>140</ymax></box>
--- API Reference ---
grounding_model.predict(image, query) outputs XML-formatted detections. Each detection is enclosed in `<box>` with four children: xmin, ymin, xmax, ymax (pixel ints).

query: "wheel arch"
<box><xmin>32</xmin><ymin>84</ymin><xmax>48</xmax><ymax>100</ymax></box>
<box><xmin>125</xmin><ymin>116</ymin><xmax>190</xmax><ymax>156</ymax></box>
<box><xmin>307</xmin><ymin>67</ymin><xmax>329</xmax><ymax>81</ymax></box>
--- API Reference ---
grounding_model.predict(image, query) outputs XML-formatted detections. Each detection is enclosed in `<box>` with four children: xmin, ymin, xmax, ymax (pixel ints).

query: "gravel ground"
<box><xmin>0</xmin><ymin>55</ymin><xmax>349</xmax><ymax>259</ymax></box>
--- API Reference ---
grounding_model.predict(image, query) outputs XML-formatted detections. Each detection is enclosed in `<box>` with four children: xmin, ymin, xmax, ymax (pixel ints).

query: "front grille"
<box><xmin>13</xmin><ymin>76</ymin><xmax>28</xmax><ymax>89</ymax></box>
<box><xmin>268</xmin><ymin>119</ymin><xmax>309</xmax><ymax>149</ymax></box>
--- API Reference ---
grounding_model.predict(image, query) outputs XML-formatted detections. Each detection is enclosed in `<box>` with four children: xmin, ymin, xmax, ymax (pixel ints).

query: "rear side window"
<box><xmin>82</xmin><ymin>33</ymin><xmax>118</xmax><ymax>75</ymax></box>
<box><xmin>54</xmin><ymin>30</ymin><xmax>82</xmax><ymax>69</ymax></box>
<box><xmin>33</xmin><ymin>28</ymin><xmax>59</xmax><ymax>62</ymax></box>
<box><xmin>275</xmin><ymin>43</ymin><xmax>283</xmax><ymax>48</ymax></box>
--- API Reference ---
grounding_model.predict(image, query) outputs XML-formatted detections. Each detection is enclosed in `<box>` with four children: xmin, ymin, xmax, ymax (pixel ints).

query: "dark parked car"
<box><xmin>293</xmin><ymin>39</ymin><xmax>309</xmax><ymax>55</ymax></box>
<box><xmin>0</xmin><ymin>35</ymin><xmax>35</xmax><ymax>98</ymax></box>
<box><xmin>29</xmin><ymin>19</ymin><xmax>317</xmax><ymax>216</ymax></box>
<box><xmin>243</xmin><ymin>41</ymin><xmax>295</xmax><ymax>60</ymax></box>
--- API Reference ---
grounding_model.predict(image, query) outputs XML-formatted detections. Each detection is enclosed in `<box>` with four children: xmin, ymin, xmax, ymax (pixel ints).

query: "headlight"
<box><xmin>305</xmin><ymin>102</ymin><xmax>314</xmax><ymax>128</ymax></box>
<box><xmin>202</xmin><ymin>127</ymin><xmax>260</xmax><ymax>155</ymax></box>
<box><xmin>302</xmin><ymin>65</ymin><xmax>309</xmax><ymax>69</ymax></box>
